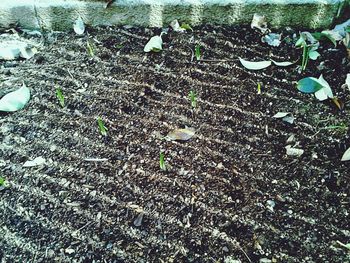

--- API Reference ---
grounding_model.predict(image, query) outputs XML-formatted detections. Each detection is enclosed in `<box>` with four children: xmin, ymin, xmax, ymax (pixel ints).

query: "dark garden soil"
<box><xmin>0</xmin><ymin>24</ymin><xmax>350</xmax><ymax>263</ymax></box>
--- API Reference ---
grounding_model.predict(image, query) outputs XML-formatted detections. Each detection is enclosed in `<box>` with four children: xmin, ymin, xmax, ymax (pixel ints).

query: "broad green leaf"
<box><xmin>144</xmin><ymin>36</ymin><xmax>162</xmax><ymax>52</ymax></box>
<box><xmin>0</xmin><ymin>84</ymin><xmax>30</xmax><ymax>112</ymax></box>
<box><xmin>308</xmin><ymin>50</ymin><xmax>320</xmax><ymax>60</ymax></box>
<box><xmin>73</xmin><ymin>17</ymin><xmax>85</xmax><ymax>35</ymax></box>
<box><xmin>271</xmin><ymin>60</ymin><xmax>294</xmax><ymax>67</ymax></box>
<box><xmin>341</xmin><ymin>147</ymin><xmax>350</xmax><ymax>161</ymax></box>
<box><xmin>239</xmin><ymin>57</ymin><xmax>271</xmax><ymax>70</ymax></box>
<box><xmin>297</xmin><ymin>77</ymin><xmax>323</xmax><ymax>93</ymax></box>
<box><xmin>295</xmin><ymin>36</ymin><xmax>305</xmax><ymax>47</ymax></box>
<box><xmin>321</xmin><ymin>30</ymin><xmax>340</xmax><ymax>45</ymax></box>
<box><xmin>166</xmin><ymin>128</ymin><xmax>195</xmax><ymax>141</ymax></box>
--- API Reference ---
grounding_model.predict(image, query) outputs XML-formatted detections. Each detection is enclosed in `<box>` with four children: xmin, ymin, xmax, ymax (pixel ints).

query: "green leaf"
<box><xmin>180</xmin><ymin>23</ymin><xmax>193</xmax><ymax>31</ymax></box>
<box><xmin>239</xmin><ymin>57</ymin><xmax>271</xmax><ymax>70</ymax></box>
<box><xmin>56</xmin><ymin>87</ymin><xmax>65</xmax><ymax>107</ymax></box>
<box><xmin>0</xmin><ymin>177</ymin><xmax>5</xmax><ymax>186</ymax></box>
<box><xmin>159</xmin><ymin>152</ymin><xmax>166</xmax><ymax>171</ymax></box>
<box><xmin>195</xmin><ymin>45</ymin><xmax>201</xmax><ymax>60</ymax></box>
<box><xmin>308</xmin><ymin>50</ymin><xmax>320</xmax><ymax>60</ymax></box>
<box><xmin>97</xmin><ymin>117</ymin><xmax>108</xmax><ymax>136</ymax></box>
<box><xmin>297</xmin><ymin>77</ymin><xmax>323</xmax><ymax>93</ymax></box>
<box><xmin>0</xmin><ymin>84</ymin><xmax>30</xmax><ymax>112</ymax></box>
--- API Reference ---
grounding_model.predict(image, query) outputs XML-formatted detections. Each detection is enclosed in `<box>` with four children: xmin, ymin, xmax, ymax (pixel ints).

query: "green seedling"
<box><xmin>0</xmin><ymin>177</ymin><xmax>5</xmax><ymax>186</ymax></box>
<box><xmin>97</xmin><ymin>117</ymin><xmax>108</xmax><ymax>136</ymax></box>
<box><xmin>87</xmin><ymin>39</ymin><xmax>95</xmax><ymax>57</ymax></box>
<box><xmin>257</xmin><ymin>82</ymin><xmax>262</xmax><ymax>94</ymax></box>
<box><xmin>188</xmin><ymin>90</ymin><xmax>197</xmax><ymax>108</ymax></box>
<box><xmin>180</xmin><ymin>23</ymin><xmax>193</xmax><ymax>32</ymax></box>
<box><xmin>195</xmin><ymin>45</ymin><xmax>201</xmax><ymax>61</ymax></box>
<box><xmin>320</xmin><ymin>123</ymin><xmax>348</xmax><ymax>133</ymax></box>
<box><xmin>56</xmin><ymin>87</ymin><xmax>65</xmax><ymax>107</ymax></box>
<box><xmin>115</xmin><ymin>44</ymin><xmax>123</xmax><ymax>49</ymax></box>
<box><xmin>295</xmin><ymin>33</ymin><xmax>320</xmax><ymax>72</ymax></box>
<box><xmin>159</xmin><ymin>152</ymin><xmax>166</xmax><ymax>171</ymax></box>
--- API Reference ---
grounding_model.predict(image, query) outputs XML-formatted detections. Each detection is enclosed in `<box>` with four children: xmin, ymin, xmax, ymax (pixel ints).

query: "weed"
<box><xmin>195</xmin><ymin>45</ymin><xmax>201</xmax><ymax>60</ymax></box>
<box><xmin>257</xmin><ymin>82</ymin><xmax>262</xmax><ymax>94</ymax></box>
<box><xmin>188</xmin><ymin>90</ymin><xmax>197</xmax><ymax>108</ymax></box>
<box><xmin>0</xmin><ymin>177</ymin><xmax>5</xmax><ymax>186</ymax></box>
<box><xmin>159</xmin><ymin>152</ymin><xmax>166</xmax><ymax>171</ymax></box>
<box><xmin>97</xmin><ymin>117</ymin><xmax>108</xmax><ymax>136</ymax></box>
<box><xmin>180</xmin><ymin>23</ymin><xmax>193</xmax><ymax>31</ymax></box>
<box><xmin>295</xmin><ymin>32</ymin><xmax>320</xmax><ymax>71</ymax></box>
<box><xmin>87</xmin><ymin>39</ymin><xmax>95</xmax><ymax>57</ymax></box>
<box><xmin>56</xmin><ymin>86</ymin><xmax>65</xmax><ymax>107</ymax></box>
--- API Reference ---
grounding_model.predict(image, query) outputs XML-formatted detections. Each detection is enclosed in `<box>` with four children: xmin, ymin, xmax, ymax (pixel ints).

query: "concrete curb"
<box><xmin>0</xmin><ymin>0</ymin><xmax>345</xmax><ymax>30</ymax></box>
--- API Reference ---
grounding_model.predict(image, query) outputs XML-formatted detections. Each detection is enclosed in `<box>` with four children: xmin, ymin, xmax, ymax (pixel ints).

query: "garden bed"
<box><xmin>0</xmin><ymin>24</ymin><xmax>350</xmax><ymax>262</ymax></box>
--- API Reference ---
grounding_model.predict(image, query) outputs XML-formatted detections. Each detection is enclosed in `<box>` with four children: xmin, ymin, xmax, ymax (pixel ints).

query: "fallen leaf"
<box><xmin>23</xmin><ymin>157</ymin><xmax>46</xmax><ymax>167</ymax></box>
<box><xmin>133</xmin><ymin>213</ymin><xmax>144</xmax><ymax>227</ymax></box>
<box><xmin>345</xmin><ymin>74</ymin><xmax>350</xmax><ymax>91</ymax></box>
<box><xmin>261</xmin><ymin>33</ymin><xmax>281</xmax><ymax>47</ymax></box>
<box><xmin>144</xmin><ymin>35</ymin><xmax>162</xmax><ymax>52</ymax></box>
<box><xmin>166</xmin><ymin>128</ymin><xmax>195</xmax><ymax>141</ymax></box>
<box><xmin>341</xmin><ymin>147</ymin><xmax>350</xmax><ymax>161</ymax></box>
<box><xmin>285</xmin><ymin>145</ymin><xmax>304</xmax><ymax>157</ymax></box>
<box><xmin>73</xmin><ymin>17</ymin><xmax>85</xmax><ymax>35</ymax></box>
<box><xmin>170</xmin><ymin>19</ymin><xmax>186</xmax><ymax>32</ymax></box>
<box><xmin>331</xmin><ymin>97</ymin><xmax>344</xmax><ymax>110</ymax></box>
<box><xmin>273</xmin><ymin>112</ymin><xmax>289</xmax><ymax>118</ymax></box>
<box><xmin>273</xmin><ymin>112</ymin><xmax>294</xmax><ymax>124</ymax></box>
<box><xmin>314</xmin><ymin>75</ymin><xmax>333</xmax><ymax>101</ymax></box>
<box><xmin>251</xmin><ymin>13</ymin><xmax>269</xmax><ymax>34</ymax></box>
<box><xmin>0</xmin><ymin>41</ymin><xmax>37</xmax><ymax>60</ymax></box>
<box><xmin>239</xmin><ymin>57</ymin><xmax>271</xmax><ymax>70</ymax></box>
<box><xmin>0</xmin><ymin>84</ymin><xmax>30</xmax><ymax>112</ymax></box>
<box><xmin>271</xmin><ymin>60</ymin><xmax>294</xmax><ymax>67</ymax></box>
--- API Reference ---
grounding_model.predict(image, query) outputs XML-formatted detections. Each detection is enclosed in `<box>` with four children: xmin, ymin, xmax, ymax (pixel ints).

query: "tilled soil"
<box><xmin>0</xmin><ymin>24</ymin><xmax>350</xmax><ymax>263</ymax></box>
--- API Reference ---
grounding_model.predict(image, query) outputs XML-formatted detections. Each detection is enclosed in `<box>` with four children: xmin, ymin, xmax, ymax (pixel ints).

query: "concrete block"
<box><xmin>0</xmin><ymin>0</ymin><xmax>345</xmax><ymax>30</ymax></box>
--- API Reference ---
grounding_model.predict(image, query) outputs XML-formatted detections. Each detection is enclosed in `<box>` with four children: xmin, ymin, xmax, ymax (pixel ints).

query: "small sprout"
<box><xmin>257</xmin><ymin>82</ymin><xmax>262</xmax><ymax>94</ymax></box>
<box><xmin>0</xmin><ymin>176</ymin><xmax>9</xmax><ymax>191</ymax></box>
<box><xmin>159</xmin><ymin>152</ymin><xmax>166</xmax><ymax>171</ymax></box>
<box><xmin>0</xmin><ymin>177</ymin><xmax>5</xmax><ymax>186</ymax></box>
<box><xmin>87</xmin><ymin>39</ymin><xmax>95</xmax><ymax>57</ymax></box>
<box><xmin>56</xmin><ymin>86</ymin><xmax>65</xmax><ymax>107</ymax></box>
<box><xmin>180</xmin><ymin>23</ymin><xmax>193</xmax><ymax>31</ymax></box>
<box><xmin>97</xmin><ymin>117</ymin><xmax>108</xmax><ymax>136</ymax></box>
<box><xmin>188</xmin><ymin>90</ymin><xmax>197</xmax><ymax>108</ymax></box>
<box><xmin>115</xmin><ymin>44</ymin><xmax>123</xmax><ymax>49</ymax></box>
<box><xmin>195</xmin><ymin>45</ymin><xmax>201</xmax><ymax>61</ymax></box>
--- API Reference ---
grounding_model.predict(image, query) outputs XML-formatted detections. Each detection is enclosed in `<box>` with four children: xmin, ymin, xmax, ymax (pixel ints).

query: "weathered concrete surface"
<box><xmin>0</xmin><ymin>0</ymin><xmax>345</xmax><ymax>30</ymax></box>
